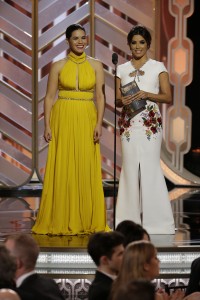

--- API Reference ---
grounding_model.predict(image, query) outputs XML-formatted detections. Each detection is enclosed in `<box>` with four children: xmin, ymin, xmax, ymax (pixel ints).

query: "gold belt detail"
<box><xmin>58</xmin><ymin>96</ymin><xmax>93</xmax><ymax>101</ymax></box>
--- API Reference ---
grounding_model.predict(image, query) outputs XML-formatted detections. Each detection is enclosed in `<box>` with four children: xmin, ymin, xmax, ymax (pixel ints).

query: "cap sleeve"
<box><xmin>158</xmin><ymin>62</ymin><xmax>168</xmax><ymax>74</ymax></box>
<box><xmin>116</xmin><ymin>65</ymin><xmax>122</xmax><ymax>78</ymax></box>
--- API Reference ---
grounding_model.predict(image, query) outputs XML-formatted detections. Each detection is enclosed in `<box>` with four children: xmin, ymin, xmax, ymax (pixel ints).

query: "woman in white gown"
<box><xmin>115</xmin><ymin>25</ymin><xmax>175</xmax><ymax>234</ymax></box>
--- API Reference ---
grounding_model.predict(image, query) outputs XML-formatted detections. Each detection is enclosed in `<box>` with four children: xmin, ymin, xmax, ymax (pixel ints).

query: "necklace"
<box><xmin>129</xmin><ymin>59</ymin><xmax>149</xmax><ymax>81</ymax></box>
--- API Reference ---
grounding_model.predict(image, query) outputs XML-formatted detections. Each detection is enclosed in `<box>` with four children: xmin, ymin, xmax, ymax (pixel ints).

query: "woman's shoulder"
<box><xmin>118</xmin><ymin>61</ymin><xmax>131</xmax><ymax>69</ymax></box>
<box><xmin>147</xmin><ymin>59</ymin><xmax>166</xmax><ymax>67</ymax></box>
<box><xmin>50</xmin><ymin>59</ymin><xmax>67</xmax><ymax>72</ymax></box>
<box><xmin>87</xmin><ymin>55</ymin><xmax>102</xmax><ymax>64</ymax></box>
<box><xmin>87</xmin><ymin>56</ymin><xmax>103</xmax><ymax>70</ymax></box>
<box><xmin>117</xmin><ymin>61</ymin><xmax>131</xmax><ymax>75</ymax></box>
<box><xmin>147</xmin><ymin>59</ymin><xmax>167</xmax><ymax>71</ymax></box>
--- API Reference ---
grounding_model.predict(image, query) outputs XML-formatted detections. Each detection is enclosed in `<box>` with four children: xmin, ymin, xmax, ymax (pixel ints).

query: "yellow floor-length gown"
<box><xmin>32</xmin><ymin>51</ymin><xmax>109</xmax><ymax>235</ymax></box>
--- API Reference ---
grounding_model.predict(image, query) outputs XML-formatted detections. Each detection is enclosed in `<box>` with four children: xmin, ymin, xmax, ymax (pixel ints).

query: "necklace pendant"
<box><xmin>129</xmin><ymin>70</ymin><xmax>137</xmax><ymax>77</ymax></box>
<box><xmin>139</xmin><ymin>70</ymin><xmax>145</xmax><ymax>76</ymax></box>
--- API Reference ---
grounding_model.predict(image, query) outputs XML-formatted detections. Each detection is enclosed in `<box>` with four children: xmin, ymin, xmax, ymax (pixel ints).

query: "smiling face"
<box><xmin>129</xmin><ymin>34</ymin><xmax>148</xmax><ymax>60</ymax></box>
<box><xmin>68</xmin><ymin>29</ymin><xmax>87</xmax><ymax>55</ymax></box>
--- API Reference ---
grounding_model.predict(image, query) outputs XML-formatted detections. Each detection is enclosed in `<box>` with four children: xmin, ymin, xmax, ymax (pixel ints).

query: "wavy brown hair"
<box><xmin>110</xmin><ymin>241</ymin><xmax>156</xmax><ymax>300</ymax></box>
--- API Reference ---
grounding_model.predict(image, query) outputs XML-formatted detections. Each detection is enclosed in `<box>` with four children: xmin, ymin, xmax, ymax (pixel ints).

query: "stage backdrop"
<box><xmin>0</xmin><ymin>0</ymin><xmax>199</xmax><ymax>188</ymax></box>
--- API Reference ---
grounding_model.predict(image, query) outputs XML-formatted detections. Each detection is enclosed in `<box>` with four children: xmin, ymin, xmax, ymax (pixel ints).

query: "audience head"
<box><xmin>111</xmin><ymin>279</ymin><xmax>155</xmax><ymax>300</ymax></box>
<box><xmin>121</xmin><ymin>241</ymin><xmax>159</xmax><ymax>281</ymax></box>
<box><xmin>115</xmin><ymin>220</ymin><xmax>150</xmax><ymax>247</ymax></box>
<box><xmin>87</xmin><ymin>231</ymin><xmax>124</xmax><ymax>275</ymax></box>
<box><xmin>0</xmin><ymin>245</ymin><xmax>16</xmax><ymax>289</ymax></box>
<box><xmin>0</xmin><ymin>289</ymin><xmax>21</xmax><ymax>300</ymax></box>
<box><xmin>4</xmin><ymin>234</ymin><xmax>40</xmax><ymax>279</ymax></box>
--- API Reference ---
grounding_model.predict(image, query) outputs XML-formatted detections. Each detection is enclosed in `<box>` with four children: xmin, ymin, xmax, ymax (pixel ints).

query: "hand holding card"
<box><xmin>120</xmin><ymin>80</ymin><xmax>147</xmax><ymax>119</ymax></box>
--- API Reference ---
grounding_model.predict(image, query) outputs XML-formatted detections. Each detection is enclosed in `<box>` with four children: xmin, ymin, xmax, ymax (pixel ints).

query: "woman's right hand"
<box><xmin>44</xmin><ymin>127</ymin><xmax>52</xmax><ymax>143</ymax></box>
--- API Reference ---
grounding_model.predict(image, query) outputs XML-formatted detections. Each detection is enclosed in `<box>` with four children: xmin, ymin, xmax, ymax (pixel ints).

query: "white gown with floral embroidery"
<box><xmin>116</xmin><ymin>59</ymin><xmax>175</xmax><ymax>234</ymax></box>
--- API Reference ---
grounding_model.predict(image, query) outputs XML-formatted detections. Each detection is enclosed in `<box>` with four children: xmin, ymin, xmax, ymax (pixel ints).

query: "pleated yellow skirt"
<box><xmin>32</xmin><ymin>96</ymin><xmax>110</xmax><ymax>235</ymax></box>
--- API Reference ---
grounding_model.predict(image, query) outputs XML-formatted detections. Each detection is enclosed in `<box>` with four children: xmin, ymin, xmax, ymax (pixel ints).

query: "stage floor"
<box><xmin>0</xmin><ymin>183</ymin><xmax>200</xmax><ymax>246</ymax></box>
<box><xmin>0</xmin><ymin>184</ymin><xmax>200</xmax><ymax>299</ymax></box>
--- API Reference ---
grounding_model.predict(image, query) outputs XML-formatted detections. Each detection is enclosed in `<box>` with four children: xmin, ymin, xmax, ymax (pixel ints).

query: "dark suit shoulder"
<box><xmin>191</xmin><ymin>257</ymin><xmax>200</xmax><ymax>269</ymax></box>
<box><xmin>89</xmin><ymin>271</ymin><xmax>113</xmax><ymax>300</ymax></box>
<box><xmin>93</xmin><ymin>271</ymin><xmax>113</xmax><ymax>282</ymax></box>
<box><xmin>185</xmin><ymin>256</ymin><xmax>200</xmax><ymax>296</ymax></box>
<box><xmin>18</xmin><ymin>274</ymin><xmax>64</xmax><ymax>300</ymax></box>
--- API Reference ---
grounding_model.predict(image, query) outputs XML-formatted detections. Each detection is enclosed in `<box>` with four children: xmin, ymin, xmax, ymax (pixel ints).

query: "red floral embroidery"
<box><xmin>118</xmin><ymin>103</ymin><xmax>162</xmax><ymax>142</ymax></box>
<box><xmin>141</xmin><ymin>104</ymin><xmax>162</xmax><ymax>140</ymax></box>
<box><xmin>149</xmin><ymin>110</ymin><xmax>155</xmax><ymax>117</ymax></box>
<box><xmin>118</xmin><ymin>108</ymin><xmax>132</xmax><ymax>141</ymax></box>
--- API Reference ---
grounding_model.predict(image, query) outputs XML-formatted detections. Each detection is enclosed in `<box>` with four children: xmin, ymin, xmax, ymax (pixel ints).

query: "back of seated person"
<box><xmin>0</xmin><ymin>245</ymin><xmax>16</xmax><ymax>290</ymax></box>
<box><xmin>111</xmin><ymin>279</ymin><xmax>155</xmax><ymax>300</ymax></box>
<box><xmin>115</xmin><ymin>220</ymin><xmax>150</xmax><ymax>247</ymax></box>
<box><xmin>4</xmin><ymin>233</ymin><xmax>65</xmax><ymax>300</ymax></box>
<box><xmin>185</xmin><ymin>257</ymin><xmax>200</xmax><ymax>296</ymax></box>
<box><xmin>0</xmin><ymin>289</ymin><xmax>21</xmax><ymax>300</ymax></box>
<box><xmin>87</xmin><ymin>231</ymin><xmax>124</xmax><ymax>300</ymax></box>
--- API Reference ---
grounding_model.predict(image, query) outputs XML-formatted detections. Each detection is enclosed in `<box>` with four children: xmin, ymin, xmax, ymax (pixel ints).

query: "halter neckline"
<box><xmin>68</xmin><ymin>51</ymin><xmax>86</xmax><ymax>64</ymax></box>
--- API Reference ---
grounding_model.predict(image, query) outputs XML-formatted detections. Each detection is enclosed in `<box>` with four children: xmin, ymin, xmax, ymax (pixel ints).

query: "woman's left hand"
<box><xmin>93</xmin><ymin>124</ymin><xmax>102</xmax><ymax>143</ymax></box>
<box><xmin>131</xmin><ymin>90</ymin><xmax>148</xmax><ymax>101</ymax></box>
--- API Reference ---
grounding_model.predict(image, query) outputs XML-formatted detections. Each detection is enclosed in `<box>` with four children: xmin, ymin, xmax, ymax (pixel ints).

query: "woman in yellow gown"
<box><xmin>32</xmin><ymin>24</ymin><xmax>109</xmax><ymax>235</ymax></box>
